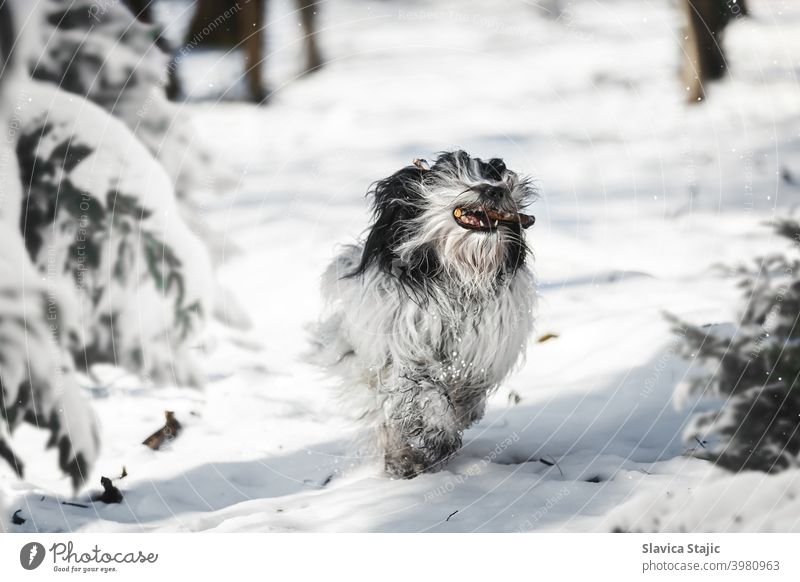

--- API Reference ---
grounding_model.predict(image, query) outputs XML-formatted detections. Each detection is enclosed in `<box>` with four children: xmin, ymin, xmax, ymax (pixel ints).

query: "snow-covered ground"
<box><xmin>3</xmin><ymin>0</ymin><xmax>800</xmax><ymax>532</ymax></box>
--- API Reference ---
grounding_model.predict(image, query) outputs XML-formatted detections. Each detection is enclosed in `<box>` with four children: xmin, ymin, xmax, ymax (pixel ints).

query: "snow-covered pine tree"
<box><xmin>16</xmin><ymin>78</ymin><xmax>214</xmax><ymax>387</ymax></box>
<box><xmin>29</xmin><ymin>0</ymin><xmax>233</xmax><ymax>203</ymax></box>
<box><xmin>2</xmin><ymin>0</ymin><xmax>217</xmax><ymax>488</ymax></box>
<box><xmin>671</xmin><ymin>219</ymin><xmax>800</xmax><ymax>472</ymax></box>
<box><xmin>29</xmin><ymin>0</ymin><xmax>251</xmax><ymax>329</ymax></box>
<box><xmin>0</xmin><ymin>228</ymin><xmax>101</xmax><ymax>490</ymax></box>
<box><xmin>1</xmin><ymin>1</ymin><xmax>99</xmax><ymax>489</ymax></box>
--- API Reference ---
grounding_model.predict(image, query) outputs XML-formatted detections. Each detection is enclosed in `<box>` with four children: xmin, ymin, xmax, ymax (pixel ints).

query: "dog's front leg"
<box><xmin>380</xmin><ymin>373</ymin><xmax>461</xmax><ymax>478</ymax></box>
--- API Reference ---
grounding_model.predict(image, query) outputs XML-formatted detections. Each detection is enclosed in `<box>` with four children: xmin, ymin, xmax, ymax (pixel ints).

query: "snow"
<box><xmin>2</xmin><ymin>0</ymin><xmax>800</xmax><ymax>532</ymax></box>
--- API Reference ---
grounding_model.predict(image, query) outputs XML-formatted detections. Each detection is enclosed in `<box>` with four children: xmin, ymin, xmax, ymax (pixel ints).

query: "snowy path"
<box><xmin>2</xmin><ymin>0</ymin><xmax>800</xmax><ymax>532</ymax></box>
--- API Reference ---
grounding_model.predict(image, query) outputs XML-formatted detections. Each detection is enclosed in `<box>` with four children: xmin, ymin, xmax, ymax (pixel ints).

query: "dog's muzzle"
<box><xmin>453</xmin><ymin>206</ymin><xmax>535</xmax><ymax>232</ymax></box>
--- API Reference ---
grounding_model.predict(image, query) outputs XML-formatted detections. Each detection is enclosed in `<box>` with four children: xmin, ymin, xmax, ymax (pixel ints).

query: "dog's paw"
<box><xmin>383</xmin><ymin>433</ymin><xmax>461</xmax><ymax>479</ymax></box>
<box><xmin>381</xmin><ymin>379</ymin><xmax>463</xmax><ymax>477</ymax></box>
<box><xmin>384</xmin><ymin>445</ymin><xmax>430</xmax><ymax>479</ymax></box>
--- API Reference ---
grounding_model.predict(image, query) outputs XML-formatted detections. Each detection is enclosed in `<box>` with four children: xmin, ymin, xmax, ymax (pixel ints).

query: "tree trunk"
<box><xmin>681</xmin><ymin>0</ymin><xmax>747</xmax><ymax>103</ymax></box>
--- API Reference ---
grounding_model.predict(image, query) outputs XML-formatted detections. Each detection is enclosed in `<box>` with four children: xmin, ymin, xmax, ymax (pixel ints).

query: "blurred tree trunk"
<box><xmin>298</xmin><ymin>0</ymin><xmax>323</xmax><ymax>74</ymax></box>
<box><xmin>186</xmin><ymin>0</ymin><xmax>244</xmax><ymax>47</ymax></box>
<box><xmin>681</xmin><ymin>0</ymin><xmax>748</xmax><ymax>103</ymax></box>
<box><xmin>184</xmin><ymin>0</ymin><xmax>322</xmax><ymax>102</ymax></box>
<box><xmin>123</xmin><ymin>0</ymin><xmax>156</xmax><ymax>23</ymax></box>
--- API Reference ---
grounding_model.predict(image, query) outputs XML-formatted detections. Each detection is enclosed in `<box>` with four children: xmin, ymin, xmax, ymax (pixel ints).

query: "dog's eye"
<box><xmin>488</xmin><ymin>158</ymin><xmax>506</xmax><ymax>180</ymax></box>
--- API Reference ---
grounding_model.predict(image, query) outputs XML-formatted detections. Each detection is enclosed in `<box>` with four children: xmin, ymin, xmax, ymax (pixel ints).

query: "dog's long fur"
<box><xmin>311</xmin><ymin>151</ymin><xmax>537</xmax><ymax>477</ymax></box>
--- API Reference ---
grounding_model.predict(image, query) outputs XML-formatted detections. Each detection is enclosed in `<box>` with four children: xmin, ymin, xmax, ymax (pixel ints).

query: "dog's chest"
<box><xmin>383</xmin><ymin>282</ymin><xmax>533</xmax><ymax>386</ymax></box>
<box><xmin>345</xmin><ymin>265</ymin><xmax>536</xmax><ymax>387</ymax></box>
<box><xmin>433</xmin><ymin>297</ymin><xmax>527</xmax><ymax>385</ymax></box>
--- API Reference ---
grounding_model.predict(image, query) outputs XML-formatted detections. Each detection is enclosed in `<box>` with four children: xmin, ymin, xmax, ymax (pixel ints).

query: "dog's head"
<box><xmin>350</xmin><ymin>150</ymin><xmax>535</xmax><ymax>295</ymax></box>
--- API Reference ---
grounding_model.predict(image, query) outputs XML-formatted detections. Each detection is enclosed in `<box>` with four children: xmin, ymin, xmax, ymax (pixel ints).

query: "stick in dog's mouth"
<box><xmin>453</xmin><ymin>207</ymin><xmax>535</xmax><ymax>232</ymax></box>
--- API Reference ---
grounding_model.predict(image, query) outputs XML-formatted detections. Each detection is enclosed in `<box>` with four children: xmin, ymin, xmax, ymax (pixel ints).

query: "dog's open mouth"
<box><xmin>453</xmin><ymin>207</ymin><xmax>535</xmax><ymax>232</ymax></box>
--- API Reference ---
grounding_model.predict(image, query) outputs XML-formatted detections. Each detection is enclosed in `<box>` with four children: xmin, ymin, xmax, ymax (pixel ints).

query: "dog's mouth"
<box><xmin>453</xmin><ymin>207</ymin><xmax>535</xmax><ymax>232</ymax></box>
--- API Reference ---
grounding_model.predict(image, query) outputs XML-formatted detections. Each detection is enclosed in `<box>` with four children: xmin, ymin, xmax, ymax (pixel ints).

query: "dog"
<box><xmin>311</xmin><ymin>151</ymin><xmax>537</xmax><ymax>478</ymax></box>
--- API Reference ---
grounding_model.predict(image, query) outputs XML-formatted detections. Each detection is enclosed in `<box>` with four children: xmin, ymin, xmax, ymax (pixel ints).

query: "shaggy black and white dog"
<box><xmin>312</xmin><ymin>151</ymin><xmax>537</xmax><ymax>478</ymax></box>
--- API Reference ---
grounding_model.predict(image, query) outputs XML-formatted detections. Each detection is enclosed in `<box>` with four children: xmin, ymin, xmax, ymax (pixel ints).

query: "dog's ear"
<box><xmin>348</xmin><ymin>165</ymin><xmax>426</xmax><ymax>277</ymax></box>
